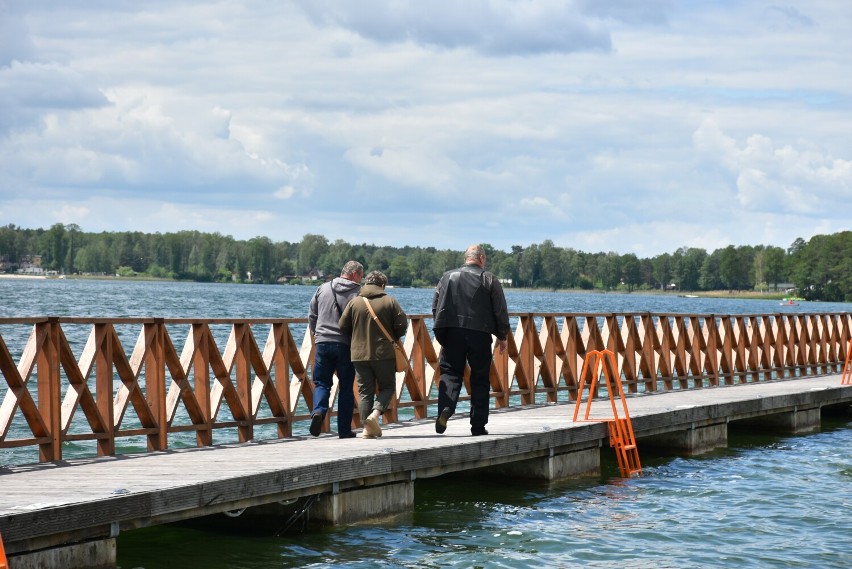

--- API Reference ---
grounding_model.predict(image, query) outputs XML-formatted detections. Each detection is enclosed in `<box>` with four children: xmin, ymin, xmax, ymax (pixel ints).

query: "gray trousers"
<box><xmin>353</xmin><ymin>359</ymin><xmax>396</xmax><ymax>421</ymax></box>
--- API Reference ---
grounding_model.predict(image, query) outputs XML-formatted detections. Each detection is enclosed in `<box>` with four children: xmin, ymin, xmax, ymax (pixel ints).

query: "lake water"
<box><xmin>117</xmin><ymin>422</ymin><xmax>851</xmax><ymax>569</ymax></box>
<box><xmin>0</xmin><ymin>279</ymin><xmax>850</xmax><ymax>568</ymax></box>
<box><xmin>3</xmin><ymin>277</ymin><xmax>850</xmax><ymax>320</ymax></box>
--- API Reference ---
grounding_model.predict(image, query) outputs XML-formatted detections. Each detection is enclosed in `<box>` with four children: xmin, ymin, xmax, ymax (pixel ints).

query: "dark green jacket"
<box><xmin>339</xmin><ymin>284</ymin><xmax>408</xmax><ymax>362</ymax></box>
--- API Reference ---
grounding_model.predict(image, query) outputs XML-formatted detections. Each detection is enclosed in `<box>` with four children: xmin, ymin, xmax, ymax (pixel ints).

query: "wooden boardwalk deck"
<box><xmin>1</xmin><ymin>374</ymin><xmax>850</xmax><ymax>566</ymax></box>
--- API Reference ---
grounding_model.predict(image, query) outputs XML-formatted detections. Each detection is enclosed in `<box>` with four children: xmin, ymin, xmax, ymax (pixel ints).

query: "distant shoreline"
<box><xmin>0</xmin><ymin>273</ymin><xmax>804</xmax><ymax>302</ymax></box>
<box><xmin>0</xmin><ymin>274</ymin><xmax>47</xmax><ymax>280</ymax></box>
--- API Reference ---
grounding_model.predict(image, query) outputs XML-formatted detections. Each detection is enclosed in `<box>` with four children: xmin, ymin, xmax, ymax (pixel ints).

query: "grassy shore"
<box><xmin>676</xmin><ymin>290</ymin><xmax>793</xmax><ymax>300</ymax></box>
<box><xmin>507</xmin><ymin>286</ymin><xmax>795</xmax><ymax>301</ymax></box>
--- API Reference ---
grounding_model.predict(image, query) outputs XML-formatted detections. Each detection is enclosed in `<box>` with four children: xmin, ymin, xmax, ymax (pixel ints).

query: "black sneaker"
<box><xmin>471</xmin><ymin>427</ymin><xmax>488</xmax><ymax>436</ymax></box>
<box><xmin>338</xmin><ymin>431</ymin><xmax>356</xmax><ymax>439</ymax></box>
<box><xmin>435</xmin><ymin>408</ymin><xmax>452</xmax><ymax>434</ymax></box>
<box><xmin>309</xmin><ymin>413</ymin><xmax>323</xmax><ymax>437</ymax></box>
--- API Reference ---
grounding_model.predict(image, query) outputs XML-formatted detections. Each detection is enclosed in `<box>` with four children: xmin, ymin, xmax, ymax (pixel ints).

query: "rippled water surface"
<box><xmin>1</xmin><ymin>279</ymin><xmax>850</xmax><ymax>568</ymax></box>
<box><xmin>2</xmin><ymin>277</ymin><xmax>851</xmax><ymax>320</ymax></box>
<box><xmin>116</xmin><ymin>422</ymin><xmax>851</xmax><ymax>569</ymax></box>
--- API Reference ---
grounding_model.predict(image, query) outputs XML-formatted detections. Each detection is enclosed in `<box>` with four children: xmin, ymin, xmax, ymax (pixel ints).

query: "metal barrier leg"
<box><xmin>0</xmin><ymin>530</ymin><xmax>8</xmax><ymax>569</ymax></box>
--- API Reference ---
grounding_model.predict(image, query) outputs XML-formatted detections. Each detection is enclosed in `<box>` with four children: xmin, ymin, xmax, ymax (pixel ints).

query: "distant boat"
<box><xmin>780</xmin><ymin>298</ymin><xmax>799</xmax><ymax>306</ymax></box>
<box><xmin>678</xmin><ymin>294</ymin><xmax>699</xmax><ymax>298</ymax></box>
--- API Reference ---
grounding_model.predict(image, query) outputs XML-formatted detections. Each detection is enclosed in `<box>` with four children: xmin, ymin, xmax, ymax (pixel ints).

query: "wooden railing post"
<box><xmin>192</xmin><ymin>323</ymin><xmax>214</xmax><ymax>446</ymax></box>
<box><xmin>405</xmin><ymin>317</ymin><xmax>432</xmax><ymax>419</ymax></box>
<box><xmin>37</xmin><ymin>319</ymin><xmax>62</xmax><ymax>462</ymax></box>
<box><xmin>266</xmin><ymin>323</ymin><xmax>293</xmax><ymax>437</ymax></box>
<box><xmin>145</xmin><ymin>320</ymin><xmax>167</xmax><ymax>451</ymax></box>
<box><xmin>232</xmin><ymin>323</ymin><xmax>254</xmax><ymax>443</ymax></box>
<box><xmin>94</xmin><ymin>323</ymin><xmax>115</xmax><ymax>457</ymax></box>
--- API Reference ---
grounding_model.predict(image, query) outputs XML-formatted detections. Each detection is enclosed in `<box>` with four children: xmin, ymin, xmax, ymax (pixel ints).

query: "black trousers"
<box><xmin>436</xmin><ymin>327</ymin><xmax>493</xmax><ymax>428</ymax></box>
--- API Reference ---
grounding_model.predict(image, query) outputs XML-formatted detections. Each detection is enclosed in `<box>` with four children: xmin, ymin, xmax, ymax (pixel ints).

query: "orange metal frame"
<box><xmin>572</xmin><ymin>349</ymin><xmax>641</xmax><ymax>478</ymax></box>
<box><xmin>0</xmin><ymin>530</ymin><xmax>7</xmax><ymax>569</ymax></box>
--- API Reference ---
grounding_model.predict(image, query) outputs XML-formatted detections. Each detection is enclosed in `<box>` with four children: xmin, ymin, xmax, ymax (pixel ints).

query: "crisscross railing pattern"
<box><xmin>1</xmin><ymin>311</ymin><xmax>849</xmax><ymax>463</ymax></box>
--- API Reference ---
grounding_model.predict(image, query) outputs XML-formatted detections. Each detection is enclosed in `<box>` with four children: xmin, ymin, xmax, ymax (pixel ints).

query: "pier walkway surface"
<box><xmin>1</xmin><ymin>374</ymin><xmax>850</xmax><ymax>568</ymax></box>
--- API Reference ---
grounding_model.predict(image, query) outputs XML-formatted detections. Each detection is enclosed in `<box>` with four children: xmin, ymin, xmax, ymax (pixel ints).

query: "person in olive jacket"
<box><xmin>338</xmin><ymin>270</ymin><xmax>408</xmax><ymax>438</ymax></box>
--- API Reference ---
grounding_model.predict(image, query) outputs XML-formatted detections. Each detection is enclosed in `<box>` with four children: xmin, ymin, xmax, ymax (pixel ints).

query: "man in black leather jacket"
<box><xmin>432</xmin><ymin>244</ymin><xmax>510</xmax><ymax>436</ymax></box>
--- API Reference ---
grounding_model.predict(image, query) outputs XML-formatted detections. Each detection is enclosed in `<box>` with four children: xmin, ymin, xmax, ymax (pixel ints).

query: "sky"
<box><xmin>1</xmin><ymin>1</ymin><xmax>850</xmax><ymax>257</ymax></box>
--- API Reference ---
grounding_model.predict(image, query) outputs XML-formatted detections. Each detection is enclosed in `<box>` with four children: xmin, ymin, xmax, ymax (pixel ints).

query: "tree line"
<box><xmin>0</xmin><ymin>224</ymin><xmax>850</xmax><ymax>301</ymax></box>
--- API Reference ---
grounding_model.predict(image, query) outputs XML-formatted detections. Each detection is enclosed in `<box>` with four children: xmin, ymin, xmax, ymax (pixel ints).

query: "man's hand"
<box><xmin>497</xmin><ymin>338</ymin><xmax>508</xmax><ymax>354</ymax></box>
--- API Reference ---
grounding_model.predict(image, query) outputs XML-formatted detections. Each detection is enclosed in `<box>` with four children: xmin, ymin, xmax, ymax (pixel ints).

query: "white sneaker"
<box><xmin>363</xmin><ymin>415</ymin><xmax>382</xmax><ymax>438</ymax></box>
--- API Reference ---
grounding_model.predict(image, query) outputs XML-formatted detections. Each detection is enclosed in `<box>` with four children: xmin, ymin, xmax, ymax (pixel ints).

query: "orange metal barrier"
<box><xmin>0</xmin><ymin>530</ymin><xmax>7</xmax><ymax>569</ymax></box>
<box><xmin>842</xmin><ymin>339</ymin><xmax>852</xmax><ymax>385</ymax></box>
<box><xmin>0</xmin><ymin>311</ymin><xmax>850</xmax><ymax>463</ymax></box>
<box><xmin>572</xmin><ymin>349</ymin><xmax>641</xmax><ymax>477</ymax></box>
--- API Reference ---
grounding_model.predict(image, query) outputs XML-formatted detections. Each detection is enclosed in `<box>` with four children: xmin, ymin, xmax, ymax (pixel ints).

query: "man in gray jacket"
<box><xmin>432</xmin><ymin>245</ymin><xmax>509</xmax><ymax>436</ymax></box>
<box><xmin>308</xmin><ymin>260</ymin><xmax>363</xmax><ymax>438</ymax></box>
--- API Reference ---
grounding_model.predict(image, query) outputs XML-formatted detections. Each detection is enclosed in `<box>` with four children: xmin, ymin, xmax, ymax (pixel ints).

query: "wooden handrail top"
<box><xmin>2</xmin><ymin>311</ymin><xmax>850</xmax><ymax>325</ymax></box>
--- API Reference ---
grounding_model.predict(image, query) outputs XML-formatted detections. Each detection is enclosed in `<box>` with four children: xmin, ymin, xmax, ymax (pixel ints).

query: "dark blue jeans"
<box><xmin>436</xmin><ymin>328</ymin><xmax>493</xmax><ymax>429</ymax></box>
<box><xmin>312</xmin><ymin>342</ymin><xmax>356</xmax><ymax>436</ymax></box>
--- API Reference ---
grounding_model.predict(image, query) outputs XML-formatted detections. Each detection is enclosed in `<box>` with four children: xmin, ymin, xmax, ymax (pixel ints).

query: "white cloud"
<box><xmin>274</xmin><ymin>186</ymin><xmax>295</xmax><ymax>200</ymax></box>
<box><xmin>0</xmin><ymin>1</ymin><xmax>35</xmax><ymax>66</ymax></box>
<box><xmin>693</xmin><ymin>118</ymin><xmax>852</xmax><ymax>218</ymax></box>
<box><xmin>53</xmin><ymin>204</ymin><xmax>91</xmax><ymax>223</ymax></box>
<box><xmin>298</xmin><ymin>0</ymin><xmax>613</xmax><ymax>56</ymax></box>
<box><xmin>518</xmin><ymin>196</ymin><xmax>567</xmax><ymax>218</ymax></box>
<box><xmin>0</xmin><ymin>0</ymin><xmax>850</xmax><ymax>255</ymax></box>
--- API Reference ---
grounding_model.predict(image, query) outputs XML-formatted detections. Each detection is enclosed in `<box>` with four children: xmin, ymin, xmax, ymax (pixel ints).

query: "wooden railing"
<box><xmin>1</xmin><ymin>312</ymin><xmax>850</xmax><ymax>463</ymax></box>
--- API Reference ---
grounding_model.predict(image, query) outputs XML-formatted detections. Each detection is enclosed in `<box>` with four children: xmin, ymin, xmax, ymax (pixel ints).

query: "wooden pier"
<box><xmin>1</xmin><ymin>312</ymin><xmax>851</xmax><ymax>567</ymax></box>
<box><xmin>1</xmin><ymin>374</ymin><xmax>850</xmax><ymax>568</ymax></box>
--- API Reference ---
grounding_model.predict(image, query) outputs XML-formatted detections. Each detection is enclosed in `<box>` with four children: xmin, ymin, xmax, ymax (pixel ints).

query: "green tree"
<box><xmin>165</xmin><ymin>233</ymin><xmax>184</xmax><ymax>275</ymax></box>
<box><xmin>408</xmin><ymin>248</ymin><xmax>433</xmax><ymax>284</ymax></box>
<box><xmin>672</xmin><ymin>247</ymin><xmax>706</xmax><ymax>291</ymax></box>
<box><xmin>792</xmin><ymin>232</ymin><xmax>852</xmax><ymax>301</ymax></box>
<box><xmin>699</xmin><ymin>251</ymin><xmax>722</xmax><ymax>290</ymax></box>
<box><xmin>764</xmin><ymin>246</ymin><xmax>786</xmax><ymax>290</ymax></box>
<box><xmin>518</xmin><ymin>244</ymin><xmax>541</xmax><ymax>288</ymax></box>
<box><xmin>74</xmin><ymin>241</ymin><xmax>113</xmax><ymax>274</ymax></box>
<box><xmin>322</xmin><ymin>239</ymin><xmax>355</xmax><ymax>275</ymax></box>
<box><xmin>652</xmin><ymin>253</ymin><xmax>672</xmax><ymax>290</ymax></box>
<box><xmin>621</xmin><ymin>253</ymin><xmax>641</xmax><ymax>292</ymax></box>
<box><xmin>298</xmin><ymin>234</ymin><xmax>329</xmax><ymax>274</ymax></box>
<box><xmin>64</xmin><ymin>223</ymin><xmax>81</xmax><ymax>273</ymax></box>
<box><xmin>539</xmin><ymin>240</ymin><xmax>563</xmax><ymax>289</ymax></box>
<box><xmin>719</xmin><ymin>246</ymin><xmax>749</xmax><ymax>290</ymax></box>
<box><xmin>561</xmin><ymin>248</ymin><xmax>582</xmax><ymax>289</ymax></box>
<box><xmin>388</xmin><ymin>256</ymin><xmax>413</xmax><ymax>286</ymax></box>
<box><xmin>45</xmin><ymin>223</ymin><xmax>66</xmax><ymax>271</ymax></box>
<box><xmin>369</xmin><ymin>248</ymin><xmax>392</xmax><ymax>272</ymax></box>
<box><xmin>595</xmin><ymin>252</ymin><xmax>622</xmax><ymax>289</ymax></box>
<box><xmin>497</xmin><ymin>257</ymin><xmax>518</xmax><ymax>285</ymax></box>
<box><xmin>247</xmin><ymin>236</ymin><xmax>274</xmax><ymax>283</ymax></box>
